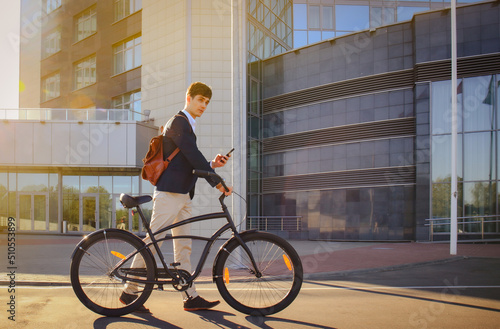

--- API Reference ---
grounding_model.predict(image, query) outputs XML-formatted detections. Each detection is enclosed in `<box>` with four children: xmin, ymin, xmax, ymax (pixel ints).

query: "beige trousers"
<box><xmin>124</xmin><ymin>191</ymin><xmax>198</xmax><ymax>299</ymax></box>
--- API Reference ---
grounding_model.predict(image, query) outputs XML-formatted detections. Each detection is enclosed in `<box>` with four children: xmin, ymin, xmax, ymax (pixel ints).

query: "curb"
<box><xmin>0</xmin><ymin>256</ymin><xmax>468</xmax><ymax>287</ymax></box>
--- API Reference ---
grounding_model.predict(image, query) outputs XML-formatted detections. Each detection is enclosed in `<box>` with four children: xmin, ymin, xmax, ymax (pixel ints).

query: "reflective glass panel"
<box><xmin>132</xmin><ymin>176</ymin><xmax>140</xmax><ymax>194</ymax></box>
<box><xmin>323</xmin><ymin>6</ymin><xmax>333</xmax><ymax>29</ymax></box>
<box><xmin>99</xmin><ymin>176</ymin><xmax>113</xmax><ymax>194</ymax></box>
<box><xmin>115</xmin><ymin>197</ymin><xmax>128</xmax><ymax>230</ymax></box>
<box><xmin>81</xmin><ymin>176</ymin><xmax>99</xmax><ymax>193</ymax></box>
<box><xmin>308</xmin><ymin>31</ymin><xmax>321</xmax><ymax>44</ymax></box>
<box><xmin>463</xmin><ymin>75</ymin><xmax>495</xmax><ymax>132</ymax></box>
<box><xmin>294</xmin><ymin>30</ymin><xmax>307</xmax><ymax>48</ymax></box>
<box><xmin>113</xmin><ymin>176</ymin><xmax>132</xmax><ymax>194</ymax></box>
<box><xmin>18</xmin><ymin>173</ymin><xmax>48</xmax><ymax>192</ymax></box>
<box><xmin>82</xmin><ymin>195</ymin><xmax>97</xmax><ymax>231</ymax></box>
<box><xmin>99</xmin><ymin>193</ymin><xmax>112</xmax><ymax>229</ymax></box>
<box><xmin>432</xmin><ymin>134</ymin><xmax>463</xmax><ymax>182</ymax></box>
<box><xmin>293</xmin><ymin>4</ymin><xmax>307</xmax><ymax>29</ymax></box>
<box><xmin>464</xmin><ymin>182</ymin><xmax>496</xmax><ymax>217</ymax></box>
<box><xmin>309</xmin><ymin>5</ymin><xmax>320</xmax><ymax>29</ymax></box>
<box><xmin>463</xmin><ymin>132</ymin><xmax>495</xmax><ymax>182</ymax></box>
<box><xmin>34</xmin><ymin>195</ymin><xmax>46</xmax><ymax>231</ymax></box>
<box><xmin>63</xmin><ymin>176</ymin><xmax>80</xmax><ymax>193</ymax></box>
<box><xmin>19</xmin><ymin>195</ymin><xmax>31</xmax><ymax>230</ymax></box>
<box><xmin>336</xmin><ymin>5</ymin><xmax>369</xmax><ymax>31</ymax></box>
<box><xmin>397</xmin><ymin>6</ymin><xmax>428</xmax><ymax>22</ymax></box>
<box><xmin>0</xmin><ymin>173</ymin><xmax>7</xmax><ymax>222</ymax></box>
<box><xmin>497</xmin><ymin>74</ymin><xmax>500</xmax><ymax>130</ymax></box>
<box><xmin>431</xmin><ymin>80</ymin><xmax>463</xmax><ymax>134</ymax></box>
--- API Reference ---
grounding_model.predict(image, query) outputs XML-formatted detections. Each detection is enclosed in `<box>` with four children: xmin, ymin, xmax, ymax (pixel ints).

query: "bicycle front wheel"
<box><xmin>214</xmin><ymin>232</ymin><xmax>303</xmax><ymax>316</ymax></box>
<box><xmin>70</xmin><ymin>230</ymin><xmax>155</xmax><ymax>316</ymax></box>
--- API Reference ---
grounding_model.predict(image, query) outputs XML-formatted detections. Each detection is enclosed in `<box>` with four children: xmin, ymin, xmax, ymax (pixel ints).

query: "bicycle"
<box><xmin>70</xmin><ymin>170</ymin><xmax>303</xmax><ymax>317</ymax></box>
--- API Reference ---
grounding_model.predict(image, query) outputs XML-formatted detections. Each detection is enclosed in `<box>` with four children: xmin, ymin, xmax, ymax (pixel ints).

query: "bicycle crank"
<box><xmin>172</xmin><ymin>269</ymin><xmax>192</xmax><ymax>291</ymax></box>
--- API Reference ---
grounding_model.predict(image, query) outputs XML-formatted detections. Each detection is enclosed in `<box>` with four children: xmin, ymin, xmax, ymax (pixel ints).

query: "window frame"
<box><xmin>44</xmin><ymin>0</ymin><xmax>61</xmax><ymax>15</ymax></box>
<box><xmin>42</xmin><ymin>27</ymin><xmax>62</xmax><ymax>58</ymax></box>
<box><xmin>74</xmin><ymin>5</ymin><xmax>97</xmax><ymax>43</ymax></box>
<box><xmin>113</xmin><ymin>34</ymin><xmax>142</xmax><ymax>75</ymax></box>
<box><xmin>111</xmin><ymin>90</ymin><xmax>142</xmax><ymax>120</ymax></box>
<box><xmin>114</xmin><ymin>0</ymin><xmax>142</xmax><ymax>22</ymax></box>
<box><xmin>41</xmin><ymin>71</ymin><xmax>61</xmax><ymax>102</ymax></box>
<box><xmin>73</xmin><ymin>55</ymin><xmax>97</xmax><ymax>91</ymax></box>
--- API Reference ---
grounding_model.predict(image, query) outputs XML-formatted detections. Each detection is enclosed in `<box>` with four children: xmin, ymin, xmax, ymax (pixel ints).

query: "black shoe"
<box><xmin>119</xmin><ymin>292</ymin><xmax>151</xmax><ymax>313</ymax></box>
<box><xmin>183</xmin><ymin>296</ymin><xmax>220</xmax><ymax>311</ymax></box>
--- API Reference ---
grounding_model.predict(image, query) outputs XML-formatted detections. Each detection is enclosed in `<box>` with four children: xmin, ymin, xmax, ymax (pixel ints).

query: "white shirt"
<box><xmin>181</xmin><ymin>109</ymin><xmax>216</xmax><ymax>169</ymax></box>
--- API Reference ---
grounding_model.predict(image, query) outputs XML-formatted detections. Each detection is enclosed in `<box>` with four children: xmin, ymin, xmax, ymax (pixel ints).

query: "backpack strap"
<box><xmin>163</xmin><ymin>114</ymin><xmax>190</xmax><ymax>165</ymax></box>
<box><xmin>166</xmin><ymin>147</ymin><xmax>180</xmax><ymax>164</ymax></box>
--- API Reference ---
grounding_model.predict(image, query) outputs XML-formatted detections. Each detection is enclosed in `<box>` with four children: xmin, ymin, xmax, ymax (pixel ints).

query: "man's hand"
<box><xmin>217</xmin><ymin>183</ymin><xmax>233</xmax><ymax>196</ymax></box>
<box><xmin>212</xmin><ymin>154</ymin><xmax>230</xmax><ymax>168</ymax></box>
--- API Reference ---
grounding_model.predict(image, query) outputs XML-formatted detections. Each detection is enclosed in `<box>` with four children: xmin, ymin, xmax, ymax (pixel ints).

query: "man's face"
<box><xmin>185</xmin><ymin>94</ymin><xmax>210</xmax><ymax>118</ymax></box>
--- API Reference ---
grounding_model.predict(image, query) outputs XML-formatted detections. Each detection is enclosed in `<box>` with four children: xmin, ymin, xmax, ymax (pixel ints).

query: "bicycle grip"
<box><xmin>192</xmin><ymin>170</ymin><xmax>229</xmax><ymax>193</ymax></box>
<box><xmin>192</xmin><ymin>169</ymin><xmax>213</xmax><ymax>178</ymax></box>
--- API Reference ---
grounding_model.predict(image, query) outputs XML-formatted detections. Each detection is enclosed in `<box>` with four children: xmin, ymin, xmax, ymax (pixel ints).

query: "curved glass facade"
<box><xmin>254</xmin><ymin>0</ymin><xmax>500</xmax><ymax>241</ymax></box>
<box><xmin>292</xmin><ymin>0</ymin><xmax>484</xmax><ymax>48</ymax></box>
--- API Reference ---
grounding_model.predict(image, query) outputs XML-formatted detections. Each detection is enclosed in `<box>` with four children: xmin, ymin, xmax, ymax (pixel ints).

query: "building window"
<box><xmin>293</xmin><ymin>3</ymin><xmax>335</xmax><ymax>47</ymax></box>
<box><xmin>44</xmin><ymin>0</ymin><xmax>61</xmax><ymax>15</ymax></box>
<box><xmin>336</xmin><ymin>5</ymin><xmax>370</xmax><ymax>32</ymax></box>
<box><xmin>397</xmin><ymin>6</ymin><xmax>429</xmax><ymax>22</ymax></box>
<box><xmin>112</xmin><ymin>90</ymin><xmax>141</xmax><ymax>120</ymax></box>
<box><xmin>114</xmin><ymin>0</ymin><xmax>142</xmax><ymax>21</ymax></box>
<box><xmin>431</xmin><ymin>75</ymin><xmax>500</xmax><ymax>236</ymax></box>
<box><xmin>113</xmin><ymin>35</ymin><xmax>141</xmax><ymax>74</ymax></box>
<box><xmin>74</xmin><ymin>56</ymin><xmax>96</xmax><ymax>90</ymax></box>
<box><xmin>42</xmin><ymin>27</ymin><xmax>61</xmax><ymax>58</ymax></box>
<box><xmin>42</xmin><ymin>72</ymin><xmax>60</xmax><ymax>102</ymax></box>
<box><xmin>74</xmin><ymin>5</ymin><xmax>97</xmax><ymax>42</ymax></box>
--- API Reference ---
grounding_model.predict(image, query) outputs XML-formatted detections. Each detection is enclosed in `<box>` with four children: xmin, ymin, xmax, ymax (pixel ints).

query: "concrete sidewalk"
<box><xmin>1</xmin><ymin>234</ymin><xmax>499</xmax><ymax>285</ymax></box>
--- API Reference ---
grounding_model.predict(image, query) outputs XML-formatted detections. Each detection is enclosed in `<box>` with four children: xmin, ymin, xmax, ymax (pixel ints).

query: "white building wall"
<box><xmin>142</xmin><ymin>0</ymin><xmax>245</xmax><ymax>237</ymax></box>
<box><xmin>0</xmin><ymin>121</ymin><xmax>156</xmax><ymax>168</ymax></box>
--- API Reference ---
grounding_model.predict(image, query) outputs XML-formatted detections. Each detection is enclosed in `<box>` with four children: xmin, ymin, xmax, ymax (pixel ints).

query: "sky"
<box><xmin>0</xmin><ymin>2</ymin><xmax>21</xmax><ymax>108</ymax></box>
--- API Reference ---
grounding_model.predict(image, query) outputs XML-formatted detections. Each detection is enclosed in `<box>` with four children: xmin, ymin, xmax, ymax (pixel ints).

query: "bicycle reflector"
<box><xmin>224</xmin><ymin>267</ymin><xmax>230</xmax><ymax>284</ymax></box>
<box><xmin>111</xmin><ymin>251</ymin><xmax>126</xmax><ymax>260</ymax></box>
<box><xmin>283</xmin><ymin>254</ymin><xmax>293</xmax><ymax>271</ymax></box>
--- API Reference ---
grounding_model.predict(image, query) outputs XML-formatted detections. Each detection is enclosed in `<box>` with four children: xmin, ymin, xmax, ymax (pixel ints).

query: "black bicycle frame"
<box><xmin>110</xmin><ymin>194</ymin><xmax>260</xmax><ymax>287</ymax></box>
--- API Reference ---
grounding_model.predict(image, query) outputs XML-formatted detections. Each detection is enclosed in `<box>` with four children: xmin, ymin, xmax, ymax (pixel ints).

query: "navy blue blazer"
<box><xmin>155</xmin><ymin>111</ymin><xmax>219</xmax><ymax>199</ymax></box>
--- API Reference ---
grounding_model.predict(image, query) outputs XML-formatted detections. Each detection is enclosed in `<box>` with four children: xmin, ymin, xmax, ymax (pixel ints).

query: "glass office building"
<box><xmin>255</xmin><ymin>0</ymin><xmax>500</xmax><ymax>241</ymax></box>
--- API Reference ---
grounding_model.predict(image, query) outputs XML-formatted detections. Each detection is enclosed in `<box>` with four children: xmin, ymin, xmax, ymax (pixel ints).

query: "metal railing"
<box><xmin>247</xmin><ymin>216</ymin><xmax>302</xmax><ymax>231</ymax></box>
<box><xmin>0</xmin><ymin>108</ymin><xmax>149</xmax><ymax>121</ymax></box>
<box><xmin>425</xmin><ymin>215</ymin><xmax>500</xmax><ymax>241</ymax></box>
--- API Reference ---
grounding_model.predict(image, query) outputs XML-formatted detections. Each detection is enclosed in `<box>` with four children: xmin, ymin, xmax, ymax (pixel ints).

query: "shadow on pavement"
<box><xmin>192</xmin><ymin>310</ymin><xmax>337</xmax><ymax>329</ymax></box>
<box><xmin>93</xmin><ymin>313</ymin><xmax>183</xmax><ymax>329</ymax></box>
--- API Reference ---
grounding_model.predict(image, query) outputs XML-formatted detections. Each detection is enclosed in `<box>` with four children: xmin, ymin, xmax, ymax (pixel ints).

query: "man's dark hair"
<box><xmin>187</xmin><ymin>82</ymin><xmax>212</xmax><ymax>100</ymax></box>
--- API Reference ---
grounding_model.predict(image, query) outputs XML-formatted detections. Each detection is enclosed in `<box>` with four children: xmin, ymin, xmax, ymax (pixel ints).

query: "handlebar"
<box><xmin>192</xmin><ymin>169</ymin><xmax>230</xmax><ymax>193</ymax></box>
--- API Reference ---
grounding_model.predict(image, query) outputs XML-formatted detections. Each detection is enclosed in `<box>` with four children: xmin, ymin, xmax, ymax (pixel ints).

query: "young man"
<box><xmin>121</xmin><ymin>82</ymin><xmax>232</xmax><ymax>313</ymax></box>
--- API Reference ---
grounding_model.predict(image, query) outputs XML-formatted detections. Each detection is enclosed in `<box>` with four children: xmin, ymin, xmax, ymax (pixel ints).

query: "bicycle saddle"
<box><xmin>120</xmin><ymin>193</ymin><xmax>152</xmax><ymax>208</ymax></box>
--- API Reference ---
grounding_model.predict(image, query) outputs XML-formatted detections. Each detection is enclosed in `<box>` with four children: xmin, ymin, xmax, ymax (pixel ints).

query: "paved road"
<box><xmin>2</xmin><ymin>257</ymin><xmax>500</xmax><ymax>329</ymax></box>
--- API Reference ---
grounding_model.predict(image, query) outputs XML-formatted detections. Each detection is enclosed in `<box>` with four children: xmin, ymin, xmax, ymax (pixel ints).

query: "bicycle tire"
<box><xmin>70</xmin><ymin>230</ymin><xmax>155</xmax><ymax>316</ymax></box>
<box><xmin>214</xmin><ymin>231</ymin><xmax>303</xmax><ymax>316</ymax></box>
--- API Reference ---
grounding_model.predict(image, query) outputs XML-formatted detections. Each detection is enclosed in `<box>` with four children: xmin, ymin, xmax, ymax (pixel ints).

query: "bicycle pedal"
<box><xmin>170</xmin><ymin>262</ymin><xmax>181</xmax><ymax>267</ymax></box>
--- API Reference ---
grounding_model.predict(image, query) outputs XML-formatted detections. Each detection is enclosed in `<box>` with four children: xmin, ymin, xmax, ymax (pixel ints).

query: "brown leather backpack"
<box><xmin>141</xmin><ymin>115</ymin><xmax>188</xmax><ymax>185</ymax></box>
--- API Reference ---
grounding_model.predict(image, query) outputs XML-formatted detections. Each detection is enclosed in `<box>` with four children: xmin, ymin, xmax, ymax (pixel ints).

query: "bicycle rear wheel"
<box><xmin>70</xmin><ymin>230</ymin><xmax>155</xmax><ymax>316</ymax></box>
<box><xmin>214</xmin><ymin>232</ymin><xmax>303</xmax><ymax>316</ymax></box>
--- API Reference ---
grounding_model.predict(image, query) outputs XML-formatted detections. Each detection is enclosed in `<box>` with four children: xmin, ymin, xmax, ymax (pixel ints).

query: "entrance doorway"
<box><xmin>17</xmin><ymin>192</ymin><xmax>49</xmax><ymax>231</ymax></box>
